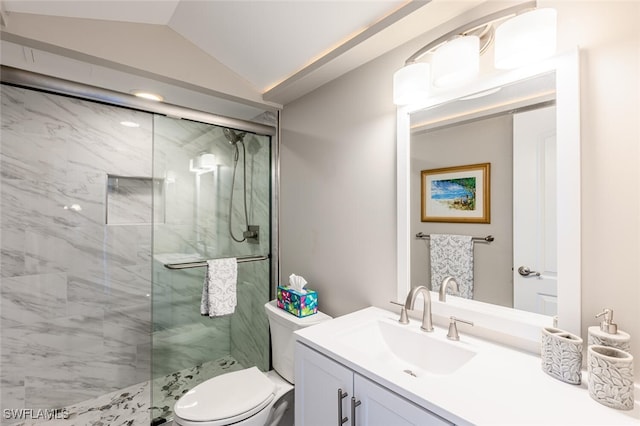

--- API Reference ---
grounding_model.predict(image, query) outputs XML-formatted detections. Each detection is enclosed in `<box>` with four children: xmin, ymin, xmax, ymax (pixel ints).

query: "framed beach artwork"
<box><xmin>421</xmin><ymin>163</ymin><xmax>490</xmax><ymax>223</ymax></box>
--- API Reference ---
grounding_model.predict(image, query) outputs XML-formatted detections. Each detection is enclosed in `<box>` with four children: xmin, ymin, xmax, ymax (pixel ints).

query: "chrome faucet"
<box><xmin>439</xmin><ymin>276</ymin><xmax>459</xmax><ymax>302</ymax></box>
<box><xmin>404</xmin><ymin>286</ymin><xmax>433</xmax><ymax>332</ymax></box>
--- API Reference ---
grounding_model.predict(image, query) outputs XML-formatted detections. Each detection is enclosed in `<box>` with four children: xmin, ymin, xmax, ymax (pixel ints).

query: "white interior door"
<box><xmin>513</xmin><ymin>105</ymin><xmax>557</xmax><ymax>315</ymax></box>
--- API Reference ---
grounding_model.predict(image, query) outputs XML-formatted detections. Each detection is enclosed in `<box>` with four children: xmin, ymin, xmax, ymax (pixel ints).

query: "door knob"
<box><xmin>518</xmin><ymin>266</ymin><xmax>541</xmax><ymax>277</ymax></box>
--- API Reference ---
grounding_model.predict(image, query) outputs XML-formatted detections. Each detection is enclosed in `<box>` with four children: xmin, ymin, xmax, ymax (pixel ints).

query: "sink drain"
<box><xmin>403</xmin><ymin>369</ymin><xmax>417</xmax><ymax>377</ymax></box>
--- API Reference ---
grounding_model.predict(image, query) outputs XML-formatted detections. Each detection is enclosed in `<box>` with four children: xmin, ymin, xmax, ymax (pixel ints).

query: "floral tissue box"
<box><xmin>277</xmin><ymin>286</ymin><xmax>318</xmax><ymax>318</ymax></box>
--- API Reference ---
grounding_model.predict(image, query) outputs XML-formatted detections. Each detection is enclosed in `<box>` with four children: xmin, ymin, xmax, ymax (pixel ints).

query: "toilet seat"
<box><xmin>174</xmin><ymin>367</ymin><xmax>276</xmax><ymax>425</ymax></box>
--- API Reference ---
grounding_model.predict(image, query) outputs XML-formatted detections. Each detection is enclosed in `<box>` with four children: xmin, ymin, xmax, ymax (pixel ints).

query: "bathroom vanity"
<box><xmin>294</xmin><ymin>307</ymin><xmax>639</xmax><ymax>425</ymax></box>
<box><xmin>295</xmin><ymin>345</ymin><xmax>450</xmax><ymax>425</ymax></box>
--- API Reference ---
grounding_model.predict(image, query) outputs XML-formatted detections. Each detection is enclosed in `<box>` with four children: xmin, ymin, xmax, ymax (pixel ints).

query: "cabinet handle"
<box><xmin>337</xmin><ymin>388</ymin><xmax>348</xmax><ymax>425</ymax></box>
<box><xmin>351</xmin><ymin>397</ymin><xmax>361</xmax><ymax>425</ymax></box>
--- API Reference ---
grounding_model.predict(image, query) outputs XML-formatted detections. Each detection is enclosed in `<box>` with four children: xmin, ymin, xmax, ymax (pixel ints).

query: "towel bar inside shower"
<box><xmin>164</xmin><ymin>254</ymin><xmax>269</xmax><ymax>270</ymax></box>
<box><xmin>415</xmin><ymin>232</ymin><xmax>494</xmax><ymax>243</ymax></box>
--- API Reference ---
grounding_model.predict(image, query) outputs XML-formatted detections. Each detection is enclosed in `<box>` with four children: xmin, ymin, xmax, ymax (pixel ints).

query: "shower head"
<box><xmin>223</xmin><ymin>128</ymin><xmax>246</xmax><ymax>145</ymax></box>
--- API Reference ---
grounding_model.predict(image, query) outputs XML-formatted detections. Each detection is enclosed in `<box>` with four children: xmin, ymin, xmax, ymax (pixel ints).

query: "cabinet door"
<box><xmin>353</xmin><ymin>374</ymin><xmax>453</xmax><ymax>426</ymax></box>
<box><xmin>295</xmin><ymin>342</ymin><xmax>354</xmax><ymax>426</ymax></box>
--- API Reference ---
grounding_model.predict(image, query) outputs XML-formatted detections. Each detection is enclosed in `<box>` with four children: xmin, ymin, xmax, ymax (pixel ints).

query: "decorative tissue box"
<box><xmin>277</xmin><ymin>286</ymin><xmax>318</xmax><ymax>318</ymax></box>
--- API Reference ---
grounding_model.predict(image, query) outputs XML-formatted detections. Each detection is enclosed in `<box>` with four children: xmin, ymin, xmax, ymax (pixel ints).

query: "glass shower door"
<box><xmin>151</xmin><ymin>116</ymin><xmax>272</xmax><ymax>422</ymax></box>
<box><xmin>1</xmin><ymin>84</ymin><xmax>154</xmax><ymax>425</ymax></box>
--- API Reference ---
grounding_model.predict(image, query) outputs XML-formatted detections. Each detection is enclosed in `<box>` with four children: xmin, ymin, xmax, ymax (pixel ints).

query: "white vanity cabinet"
<box><xmin>294</xmin><ymin>341</ymin><xmax>353</xmax><ymax>426</ymax></box>
<box><xmin>295</xmin><ymin>342</ymin><xmax>453</xmax><ymax>426</ymax></box>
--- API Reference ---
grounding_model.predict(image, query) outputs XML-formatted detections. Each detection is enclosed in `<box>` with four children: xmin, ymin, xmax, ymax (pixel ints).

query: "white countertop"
<box><xmin>295</xmin><ymin>306</ymin><xmax>640</xmax><ymax>426</ymax></box>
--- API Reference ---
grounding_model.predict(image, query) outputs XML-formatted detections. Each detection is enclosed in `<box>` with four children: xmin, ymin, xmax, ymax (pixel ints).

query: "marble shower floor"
<box><xmin>9</xmin><ymin>356</ymin><xmax>245</xmax><ymax>426</ymax></box>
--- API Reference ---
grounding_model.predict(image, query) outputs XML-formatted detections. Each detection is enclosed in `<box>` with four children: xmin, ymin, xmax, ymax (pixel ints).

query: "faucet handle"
<box><xmin>390</xmin><ymin>301</ymin><xmax>409</xmax><ymax>324</ymax></box>
<box><xmin>447</xmin><ymin>316</ymin><xmax>474</xmax><ymax>341</ymax></box>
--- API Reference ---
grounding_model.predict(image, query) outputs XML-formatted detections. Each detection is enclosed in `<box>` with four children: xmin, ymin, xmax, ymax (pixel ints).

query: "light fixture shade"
<box><xmin>432</xmin><ymin>35</ymin><xmax>480</xmax><ymax>88</ymax></box>
<box><xmin>494</xmin><ymin>8</ymin><xmax>557</xmax><ymax>69</ymax></box>
<box><xmin>393</xmin><ymin>62</ymin><xmax>430</xmax><ymax>106</ymax></box>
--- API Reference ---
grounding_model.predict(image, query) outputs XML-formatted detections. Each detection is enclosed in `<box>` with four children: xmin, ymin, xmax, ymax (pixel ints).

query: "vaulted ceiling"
<box><xmin>3</xmin><ymin>1</ymin><xmax>411</xmax><ymax>91</ymax></box>
<box><xmin>0</xmin><ymin>1</ymin><xmax>483</xmax><ymax>117</ymax></box>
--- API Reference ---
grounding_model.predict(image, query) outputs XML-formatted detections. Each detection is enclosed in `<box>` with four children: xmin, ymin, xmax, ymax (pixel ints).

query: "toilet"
<box><xmin>173</xmin><ymin>300</ymin><xmax>331</xmax><ymax>426</ymax></box>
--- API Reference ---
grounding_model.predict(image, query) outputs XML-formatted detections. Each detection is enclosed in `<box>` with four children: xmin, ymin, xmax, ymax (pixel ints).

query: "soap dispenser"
<box><xmin>588</xmin><ymin>308</ymin><xmax>631</xmax><ymax>352</ymax></box>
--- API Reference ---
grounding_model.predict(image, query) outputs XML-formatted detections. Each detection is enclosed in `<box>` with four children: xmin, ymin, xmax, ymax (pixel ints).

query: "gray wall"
<box><xmin>411</xmin><ymin>115</ymin><xmax>513</xmax><ymax>307</ymax></box>
<box><xmin>281</xmin><ymin>1</ymin><xmax>640</xmax><ymax>379</ymax></box>
<box><xmin>280</xmin><ymin>51</ymin><xmax>398</xmax><ymax>316</ymax></box>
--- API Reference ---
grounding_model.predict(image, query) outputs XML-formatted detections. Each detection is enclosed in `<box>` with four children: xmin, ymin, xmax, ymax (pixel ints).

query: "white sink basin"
<box><xmin>336</xmin><ymin>318</ymin><xmax>477</xmax><ymax>376</ymax></box>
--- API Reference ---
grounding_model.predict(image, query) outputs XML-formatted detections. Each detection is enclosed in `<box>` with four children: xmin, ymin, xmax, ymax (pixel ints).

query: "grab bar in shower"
<box><xmin>415</xmin><ymin>232</ymin><xmax>494</xmax><ymax>243</ymax></box>
<box><xmin>164</xmin><ymin>254</ymin><xmax>270</xmax><ymax>270</ymax></box>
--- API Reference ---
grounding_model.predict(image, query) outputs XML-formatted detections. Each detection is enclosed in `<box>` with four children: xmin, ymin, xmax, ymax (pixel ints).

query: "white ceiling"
<box><xmin>0</xmin><ymin>0</ymin><xmax>489</xmax><ymax>117</ymax></box>
<box><xmin>3</xmin><ymin>0</ymin><xmax>410</xmax><ymax>92</ymax></box>
<box><xmin>2</xmin><ymin>0</ymin><xmax>181</xmax><ymax>24</ymax></box>
<box><xmin>168</xmin><ymin>1</ymin><xmax>409</xmax><ymax>92</ymax></box>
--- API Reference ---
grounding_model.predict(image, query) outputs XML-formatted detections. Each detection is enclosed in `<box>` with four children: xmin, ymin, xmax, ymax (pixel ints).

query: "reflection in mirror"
<box><xmin>410</xmin><ymin>73</ymin><xmax>557</xmax><ymax>315</ymax></box>
<box><xmin>396</xmin><ymin>50</ymin><xmax>581</xmax><ymax>339</ymax></box>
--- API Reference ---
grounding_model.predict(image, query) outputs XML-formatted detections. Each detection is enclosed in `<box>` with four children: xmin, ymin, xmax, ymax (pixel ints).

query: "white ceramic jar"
<box><xmin>587</xmin><ymin>345</ymin><xmax>635</xmax><ymax>410</ymax></box>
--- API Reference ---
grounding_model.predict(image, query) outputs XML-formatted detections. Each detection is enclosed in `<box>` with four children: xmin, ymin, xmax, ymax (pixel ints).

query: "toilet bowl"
<box><xmin>173</xmin><ymin>300</ymin><xmax>331</xmax><ymax>426</ymax></box>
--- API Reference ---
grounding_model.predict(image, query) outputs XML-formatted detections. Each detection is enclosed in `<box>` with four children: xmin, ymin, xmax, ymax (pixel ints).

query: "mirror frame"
<box><xmin>396</xmin><ymin>49</ymin><xmax>581</xmax><ymax>351</ymax></box>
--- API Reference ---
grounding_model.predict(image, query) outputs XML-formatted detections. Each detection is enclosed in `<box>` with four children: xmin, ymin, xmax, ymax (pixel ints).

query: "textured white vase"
<box><xmin>541</xmin><ymin>327</ymin><xmax>583</xmax><ymax>384</ymax></box>
<box><xmin>588</xmin><ymin>345</ymin><xmax>635</xmax><ymax>410</ymax></box>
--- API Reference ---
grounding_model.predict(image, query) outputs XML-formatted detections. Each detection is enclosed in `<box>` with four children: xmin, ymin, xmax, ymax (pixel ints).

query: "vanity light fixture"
<box><xmin>494</xmin><ymin>8</ymin><xmax>557</xmax><ymax>69</ymax></box>
<box><xmin>131</xmin><ymin>90</ymin><xmax>164</xmax><ymax>102</ymax></box>
<box><xmin>432</xmin><ymin>35</ymin><xmax>480</xmax><ymax>88</ymax></box>
<box><xmin>393</xmin><ymin>62</ymin><xmax>430</xmax><ymax>106</ymax></box>
<box><xmin>392</xmin><ymin>1</ymin><xmax>556</xmax><ymax>106</ymax></box>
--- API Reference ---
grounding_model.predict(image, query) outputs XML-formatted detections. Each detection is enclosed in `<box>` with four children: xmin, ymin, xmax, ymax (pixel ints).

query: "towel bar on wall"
<box><xmin>164</xmin><ymin>254</ymin><xmax>269</xmax><ymax>270</ymax></box>
<box><xmin>415</xmin><ymin>232</ymin><xmax>494</xmax><ymax>243</ymax></box>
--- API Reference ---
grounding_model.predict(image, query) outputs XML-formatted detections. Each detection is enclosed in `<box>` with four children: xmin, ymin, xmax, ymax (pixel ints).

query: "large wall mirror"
<box><xmin>396</xmin><ymin>50</ymin><xmax>581</xmax><ymax>346</ymax></box>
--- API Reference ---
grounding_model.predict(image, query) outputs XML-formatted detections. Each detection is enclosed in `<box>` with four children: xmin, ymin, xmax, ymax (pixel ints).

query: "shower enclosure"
<box><xmin>150</xmin><ymin>115</ymin><xmax>273</xmax><ymax>421</ymax></box>
<box><xmin>0</xmin><ymin>69</ymin><xmax>277</xmax><ymax>425</ymax></box>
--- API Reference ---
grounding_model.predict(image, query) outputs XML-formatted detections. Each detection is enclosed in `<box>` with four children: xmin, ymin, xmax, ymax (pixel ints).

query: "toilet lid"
<box><xmin>174</xmin><ymin>367</ymin><xmax>276</xmax><ymax>423</ymax></box>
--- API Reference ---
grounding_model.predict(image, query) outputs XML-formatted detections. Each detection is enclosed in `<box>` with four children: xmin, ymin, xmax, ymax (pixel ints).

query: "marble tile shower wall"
<box><xmin>151</xmin><ymin>116</ymin><xmax>271</xmax><ymax>258</ymax></box>
<box><xmin>152</xmin><ymin>116</ymin><xmax>272</xmax><ymax>376</ymax></box>
<box><xmin>228</xmin><ymin>131</ymin><xmax>271</xmax><ymax>372</ymax></box>
<box><xmin>0</xmin><ymin>85</ymin><xmax>273</xmax><ymax>422</ymax></box>
<box><xmin>0</xmin><ymin>86</ymin><xmax>153</xmax><ymax>415</ymax></box>
<box><xmin>231</xmin><ymin>261</ymin><xmax>270</xmax><ymax>371</ymax></box>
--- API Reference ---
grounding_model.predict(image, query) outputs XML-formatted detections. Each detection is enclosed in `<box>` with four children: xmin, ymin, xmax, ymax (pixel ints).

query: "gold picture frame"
<box><xmin>421</xmin><ymin>163</ymin><xmax>490</xmax><ymax>223</ymax></box>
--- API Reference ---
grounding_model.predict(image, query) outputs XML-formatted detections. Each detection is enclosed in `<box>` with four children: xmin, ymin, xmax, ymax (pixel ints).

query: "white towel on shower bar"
<box><xmin>201</xmin><ymin>258</ymin><xmax>237</xmax><ymax>317</ymax></box>
<box><xmin>430</xmin><ymin>234</ymin><xmax>474</xmax><ymax>299</ymax></box>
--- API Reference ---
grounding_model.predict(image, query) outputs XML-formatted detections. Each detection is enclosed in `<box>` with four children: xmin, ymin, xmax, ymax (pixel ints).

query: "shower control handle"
<box><xmin>337</xmin><ymin>388</ymin><xmax>348</xmax><ymax>425</ymax></box>
<box><xmin>244</xmin><ymin>225</ymin><xmax>260</xmax><ymax>244</ymax></box>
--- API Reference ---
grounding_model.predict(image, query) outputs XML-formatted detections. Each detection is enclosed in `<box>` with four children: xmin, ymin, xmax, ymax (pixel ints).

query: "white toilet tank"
<box><xmin>264</xmin><ymin>300</ymin><xmax>331</xmax><ymax>383</ymax></box>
